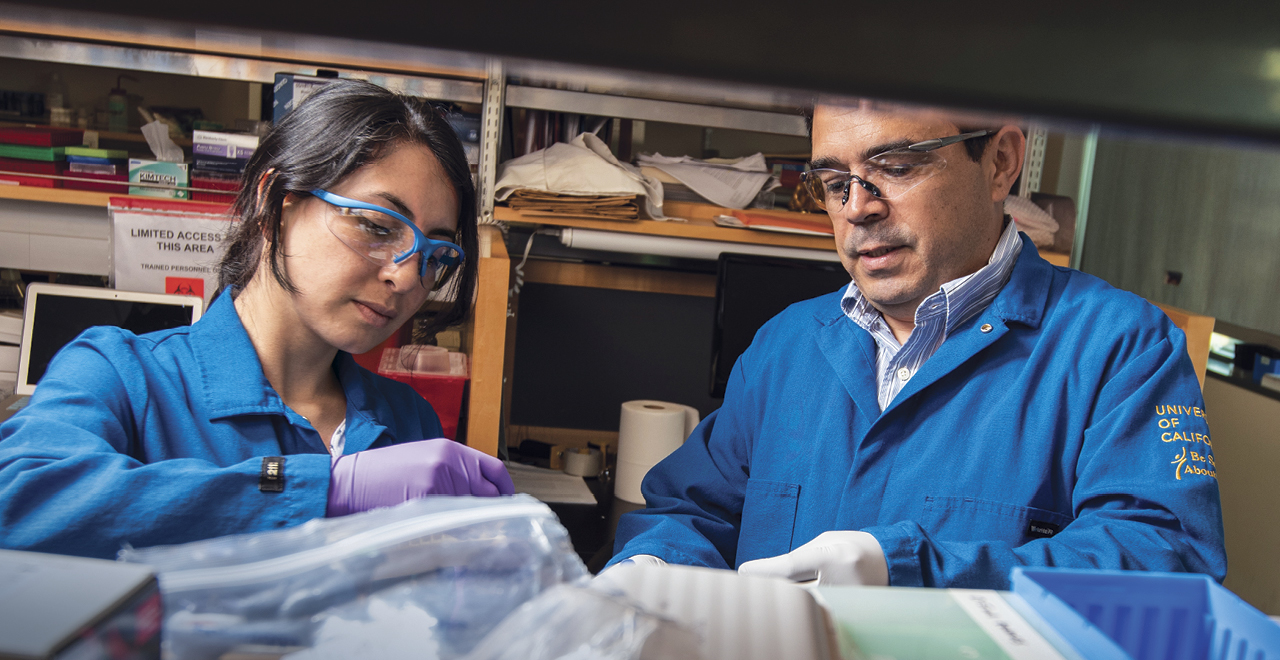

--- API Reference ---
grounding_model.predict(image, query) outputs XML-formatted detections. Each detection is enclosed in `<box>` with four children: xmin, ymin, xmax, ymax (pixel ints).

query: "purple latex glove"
<box><xmin>326</xmin><ymin>438</ymin><xmax>515</xmax><ymax>517</ymax></box>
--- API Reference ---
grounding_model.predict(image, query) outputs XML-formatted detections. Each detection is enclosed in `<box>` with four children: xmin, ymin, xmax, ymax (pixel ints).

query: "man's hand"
<box><xmin>737</xmin><ymin>531</ymin><xmax>888</xmax><ymax>586</ymax></box>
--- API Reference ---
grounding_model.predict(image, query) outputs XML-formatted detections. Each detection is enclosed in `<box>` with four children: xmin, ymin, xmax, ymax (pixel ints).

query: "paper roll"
<box><xmin>615</xmin><ymin>400</ymin><xmax>700</xmax><ymax>504</ymax></box>
<box><xmin>562</xmin><ymin>448</ymin><xmax>602</xmax><ymax>477</ymax></box>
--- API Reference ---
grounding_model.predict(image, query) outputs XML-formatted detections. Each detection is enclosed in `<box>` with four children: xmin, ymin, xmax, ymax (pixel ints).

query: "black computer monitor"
<box><xmin>710</xmin><ymin>253</ymin><xmax>851</xmax><ymax>397</ymax></box>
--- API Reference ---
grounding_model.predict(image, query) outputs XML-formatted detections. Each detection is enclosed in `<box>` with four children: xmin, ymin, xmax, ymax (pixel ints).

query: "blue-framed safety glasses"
<box><xmin>310</xmin><ymin>189</ymin><xmax>464</xmax><ymax>289</ymax></box>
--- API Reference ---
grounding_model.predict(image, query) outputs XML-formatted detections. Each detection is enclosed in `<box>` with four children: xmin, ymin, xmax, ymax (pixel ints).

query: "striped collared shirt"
<box><xmin>841</xmin><ymin>220</ymin><xmax>1023</xmax><ymax>411</ymax></box>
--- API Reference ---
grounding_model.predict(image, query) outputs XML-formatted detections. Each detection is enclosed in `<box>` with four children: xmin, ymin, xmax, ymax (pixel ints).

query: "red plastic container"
<box><xmin>379</xmin><ymin>371</ymin><xmax>468</xmax><ymax>440</ymax></box>
<box><xmin>376</xmin><ymin>347</ymin><xmax>469</xmax><ymax>441</ymax></box>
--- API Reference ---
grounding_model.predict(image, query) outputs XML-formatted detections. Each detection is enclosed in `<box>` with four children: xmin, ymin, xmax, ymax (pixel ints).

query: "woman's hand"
<box><xmin>326</xmin><ymin>438</ymin><xmax>515</xmax><ymax>516</ymax></box>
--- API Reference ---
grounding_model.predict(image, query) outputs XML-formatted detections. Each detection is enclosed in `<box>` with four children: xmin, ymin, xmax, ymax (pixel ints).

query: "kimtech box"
<box><xmin>129</xmin><ymin>159</ymin><xmax>189</xmax><ymax>199</ymax></box>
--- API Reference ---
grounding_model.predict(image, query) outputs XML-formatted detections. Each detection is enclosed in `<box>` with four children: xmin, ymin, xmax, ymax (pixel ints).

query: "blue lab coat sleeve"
<box><xmin>0</xmin><ymin>335</ymin><xmax>328</xmax><ymax>558</ymax></box>
<box><xmin>0</xmin><ymin>293</ymin><xmax>443</xmax><ymax>559</ymax></box>
<box><xmin>611</xmin><ymin>237</ymin><xmax>1226</xmax><ymax>588</ymax></box>
<box><xmin>864</xmin><ymin>329</ymin><xmax>1224</xmax><ymax>587</ymax></box>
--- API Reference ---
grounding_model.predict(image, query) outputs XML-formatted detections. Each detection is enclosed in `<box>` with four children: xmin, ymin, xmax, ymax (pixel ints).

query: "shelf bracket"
<box><xmin>477</xmin><ymin>58</ymin><xmax>506</xmax><ymax>226</ymax></box>
<box><xmin>1019</xmin><ymin>123</ymin><xmax>1048</xmax><ymax>198</ymax></box>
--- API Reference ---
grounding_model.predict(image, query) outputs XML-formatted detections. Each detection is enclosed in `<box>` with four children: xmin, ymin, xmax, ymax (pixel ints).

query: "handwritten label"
<box><xmin>950</xmin><ymin>590</ymin><xmax>1065</xmax><ymax>660</ymax></box>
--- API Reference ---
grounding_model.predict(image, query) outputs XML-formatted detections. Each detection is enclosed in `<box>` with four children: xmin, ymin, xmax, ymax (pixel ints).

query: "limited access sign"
<box><xmin>109</xmin><ymin>198</ymin><xmax>235</xmax><ymax>304</ymax></box>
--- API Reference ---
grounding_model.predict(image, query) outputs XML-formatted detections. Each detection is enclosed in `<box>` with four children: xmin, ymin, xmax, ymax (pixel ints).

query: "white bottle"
<box><xmin>46</xmin><ymin>72</ymin><xmax>67</xmax><ymax>109</ymax></box>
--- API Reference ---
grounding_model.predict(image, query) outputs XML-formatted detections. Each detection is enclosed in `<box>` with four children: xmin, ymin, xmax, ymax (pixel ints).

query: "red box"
<box><xmin>0</xmin><ymin>154</ymin><xmax>63</xmax><ymax>187</ymax></box>
<box><xmin>192</xmin><ymin>190</ymin><xmax>237</xmax><ymax>203</ymax></box>
<box><xmin>65</xmin><ymin>171</ymin><xmax>128</xmax><ymax>193</ymax></box>
<box><xmin>0</xmin><ymin>156</ymin><xmax>65</xmax><ymax>175</ymax></box>
<box><xmin>0</xmin><ymin>126</ymin><xmax>84</xmax><ymax>146</ymax></box>
<box><xmin>0</xmin><ymin>173</ymin><xmax>59</xmax><ymax>187</ymax></box>
<box><xmin>191</xmin><ymin>174</ymin><xmax>241</xmax><ymax>204</ymax></box>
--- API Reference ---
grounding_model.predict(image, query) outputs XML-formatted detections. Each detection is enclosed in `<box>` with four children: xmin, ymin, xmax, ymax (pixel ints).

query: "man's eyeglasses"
<box><xmin>800</xmin><ymin>130</ymin><xmax>991</xmax><ymax>212</ymax></box>
<box><xmin>310</xmin><ymin>189</ymin><xmax>464</xmax><ymax>290</ymax></box>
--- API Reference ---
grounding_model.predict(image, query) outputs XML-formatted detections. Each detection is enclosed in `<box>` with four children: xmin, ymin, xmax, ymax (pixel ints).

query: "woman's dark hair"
<box><xmin>213</xmin><ymin>79</ymin><xmax>477</xmax><ymax>338</ymax></box>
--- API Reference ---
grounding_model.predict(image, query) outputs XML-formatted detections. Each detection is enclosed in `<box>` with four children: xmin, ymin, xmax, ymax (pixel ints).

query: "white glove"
<box><xmin>737</xmin><ymin>531</ymin><xmax>888</xmax><ymax>586</ymax></box>
<box><xmin>594</xmin><ymin>554</ymin><xmax>667</xmax><ymax>586</ymax></box>
<box><xmin>615</xmin><ymin>554</ymin><xmax>666</xmax><ymax>568</ymax></box>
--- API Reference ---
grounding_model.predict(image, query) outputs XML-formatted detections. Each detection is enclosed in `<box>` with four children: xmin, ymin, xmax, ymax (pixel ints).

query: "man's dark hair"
<box><xmin>214</xmin><ymin>79</ymin><xmax>478</xmax><ymax>337</ymax></box>
<box><xmin>803</xmin><ymin>104</ymin><xmax>998</xmax><ymax>163</ymax></box>
<box><xmin>957</xmin><ymin>130</ymin><xmax>995</xmax><ymax>162</ymax></box>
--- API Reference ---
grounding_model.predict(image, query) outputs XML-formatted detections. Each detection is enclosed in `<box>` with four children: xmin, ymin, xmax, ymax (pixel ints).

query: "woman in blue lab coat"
<box><xmin>0</xmin><ymin>80</ymin><xmax>513</xmax><ymax>559</ymax></box>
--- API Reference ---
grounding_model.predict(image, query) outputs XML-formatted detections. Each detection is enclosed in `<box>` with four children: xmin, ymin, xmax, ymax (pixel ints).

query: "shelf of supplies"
<box><xmin>497</xmin><ymin>201</ymin><xmax>1073</xmax><ymax>266</ymax></box>
<box><xmin>0</xmin><ymin>120</ymin><xmax>194</xmax><ymax>148</ymax></box>
<box><xmin>495</xmin><ymin>201</ymin><xmax>837</xmax><ymax>252</ymax></box>
<box><xmin>0</xmin><ymin>183</ymin><xmax>226</xmax><ymax>209</ymax></box>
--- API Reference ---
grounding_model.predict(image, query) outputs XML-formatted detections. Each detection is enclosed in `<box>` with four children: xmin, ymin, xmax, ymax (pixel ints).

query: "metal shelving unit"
<box><xmin>504</xmin><ymin>85</ymin><xmax>806</xmax><ymax>136</ymax></box>
<box><xmin>0</xmin><ymin>34</ymin><xmax>484</xmax><ymax>104</ymax></box>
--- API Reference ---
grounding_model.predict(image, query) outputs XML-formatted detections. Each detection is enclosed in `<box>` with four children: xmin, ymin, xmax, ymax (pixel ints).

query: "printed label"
<box><xmin>1154</xmin><ymin>404</ymin><xmax>1216</xmax><ymax>482</ymax></box>
<box><xmin>259</xmin><ymin>456</ymin><xmax>285</xmax><ymax>492</ymax></box>
<box><xmin>1026</xmin><ymin>520</ymin><xmax>1060</xmax><ymax>539</ymax></box>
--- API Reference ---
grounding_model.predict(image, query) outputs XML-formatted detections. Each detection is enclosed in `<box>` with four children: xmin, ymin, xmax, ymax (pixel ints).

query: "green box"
<box><xmin>66</xmin><ymin>146</ymin><xmax>129</xmax><ymax>159</ymax></box>
<box><xmin>129</xmin><ymin>159</ymin><xmax>189</xmax><ymax>199</ymax></box>
<box><xmin>0</xmin><ymin>144</ymin><xmax>65</xmax><ymax>161</ymax></box>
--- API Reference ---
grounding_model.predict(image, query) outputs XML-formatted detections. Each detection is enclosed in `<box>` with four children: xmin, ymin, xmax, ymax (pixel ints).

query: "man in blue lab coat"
<box><xmin>608</xmin><ymin>101</ymin><xmax>1226</xmax><ymax>589</ymax></box>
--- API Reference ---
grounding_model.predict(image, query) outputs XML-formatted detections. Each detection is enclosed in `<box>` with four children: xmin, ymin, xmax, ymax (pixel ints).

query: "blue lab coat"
<box><xmin>612</xmin><ymin>235</ymin><xmax>1226</xmax><ymax>588</ymax></box>
<box><xmin>0</xmin><ymin>293</ymin><xmax>442</xmax><ymax>559</ymax></box>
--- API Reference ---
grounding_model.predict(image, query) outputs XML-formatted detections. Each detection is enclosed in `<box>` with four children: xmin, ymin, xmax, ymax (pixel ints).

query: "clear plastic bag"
<box><xmin>462</xmin><ymin>583</ymin><xmax>702</xmax><ymax>660</ymax></box>
<box><xmin>119</xmin><ymin>495</ymin><xmax>587</xmax><ymax>660</ymax></box>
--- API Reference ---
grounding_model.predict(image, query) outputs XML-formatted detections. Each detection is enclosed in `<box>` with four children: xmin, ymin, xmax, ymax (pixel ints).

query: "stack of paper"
<box><xmin>637</xmin><ymin>152</ymin><xmax>775</xmax><ymax>210</ymax></box>
<box><xmin>640</xmin><ymin>166</ymin><xmax>713</xmax><ymax>204</ymax></box>
<box><xmin>495</xmin><ymin>133</ymin><xmax>666</xmax><ymax>220</ymax></box>
<box><xmin>506</xmin><ymin>190</ymin><xmax>640</xmax><ymax>221</ymax></box>
<box><xmin>504</xmin><ymin>461</ymin><xmax>597</xmax><ymax>505</ymax></box>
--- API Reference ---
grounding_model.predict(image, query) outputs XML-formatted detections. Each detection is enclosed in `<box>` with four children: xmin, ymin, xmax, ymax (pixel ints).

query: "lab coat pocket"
<box><xmin>921</xmin><ymin>496</ymin><xmax>1073</xmax><ymax>545</ymax></box>
<box><xmin>736</xmin><ymin>479</ymin><xmax>801</xmax><ymax>565</ymax></box>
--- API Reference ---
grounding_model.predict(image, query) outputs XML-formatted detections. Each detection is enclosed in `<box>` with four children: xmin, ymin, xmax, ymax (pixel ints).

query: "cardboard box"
<box><xmin>0</xmin><ymin>548</ymin><xmax>161</xmax><ymax>659</ymax></box>
<box><xmin>128</xmin><ymin>159</ymin><xmax>189</xmax><ymax>199</ymax></box>
<box><xmin>191</xmin><ymin>130</ymin><xmax>258</xmax><ymax>160</ymax></box>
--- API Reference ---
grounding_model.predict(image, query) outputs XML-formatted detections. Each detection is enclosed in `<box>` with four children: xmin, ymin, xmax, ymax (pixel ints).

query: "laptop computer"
<box><xmin>0</xmin><ymin>283</ymin><xmax>203</xmax><ymax>422</ymax></box>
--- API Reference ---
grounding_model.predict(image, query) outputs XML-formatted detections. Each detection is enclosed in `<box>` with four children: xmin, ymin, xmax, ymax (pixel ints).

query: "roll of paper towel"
<box><xmin>615</xmin><ymin>400</ymin><xmax>700</xmax><ymax>504</ymax></box>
